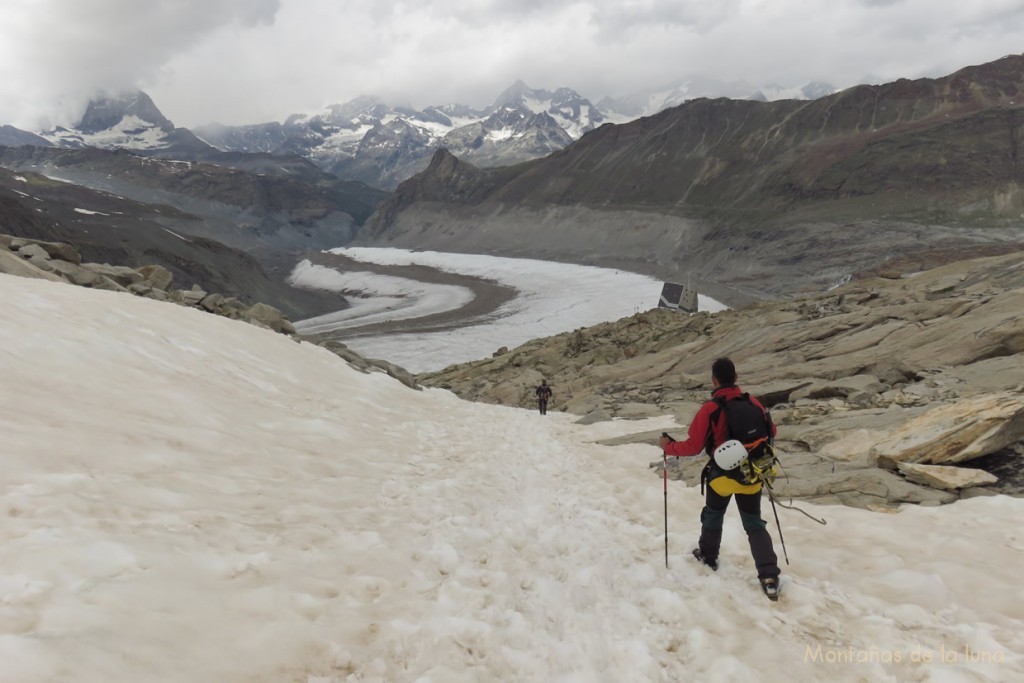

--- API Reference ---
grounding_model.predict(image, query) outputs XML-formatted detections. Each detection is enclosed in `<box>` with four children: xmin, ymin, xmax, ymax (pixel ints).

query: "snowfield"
<box><xmin>2</xmin><ymin>273</ymin><xmax>1023</xmax><ymax>683</ymax></box>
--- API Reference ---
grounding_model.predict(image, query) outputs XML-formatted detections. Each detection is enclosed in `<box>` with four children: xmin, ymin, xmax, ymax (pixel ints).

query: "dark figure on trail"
<box><xmin>658</xmin><ymin>357</ymin><xmax>782</xmax><ymax>600</ymax></box>
<box><xmin>535</xmin><ymin>380</ymin><xmax>553</xmax><ymax>415</ymax></box>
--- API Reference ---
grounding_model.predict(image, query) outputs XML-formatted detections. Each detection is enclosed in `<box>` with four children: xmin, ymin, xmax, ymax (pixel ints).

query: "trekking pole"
<box><xmin>767</xmin><ymin>487</ymin><xmax>790</xmax><ymax>565</ymax></box>
<box><xmin>660</xmin><ymin>432</ymin><xmax>675</xmax><ymax>569</ymax></box>
<box><xmin>663</xmin><ymin>450</ymin><xmax>669</xmax><ymax>569</ymax></box>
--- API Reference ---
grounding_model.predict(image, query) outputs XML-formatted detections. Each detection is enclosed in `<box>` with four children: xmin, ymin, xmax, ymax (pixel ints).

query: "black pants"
<box><xmin>538</xmin><ymin>399</ymin><xmax>548</xmax><ymax>415</ymax></box>
<box><xmin>699</xmin><ymin>482</ymin><xmax>780</xmax><ymax>579</ymax></box>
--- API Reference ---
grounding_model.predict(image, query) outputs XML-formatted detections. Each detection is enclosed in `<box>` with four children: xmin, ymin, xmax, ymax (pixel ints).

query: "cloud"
<box><xmin>0</xmin><ymin>0</ymin><xmax>280</xmax><ymax>128</ymax></box>
<box><xmin>0</xmin><ymin>0</ymin><xmax>1022</xmax><ymax>130</ymax></box>
<box><xmin>588</xmin><ymin>0</ymin><xmax>743</xmax><ymax>37</ymax></box>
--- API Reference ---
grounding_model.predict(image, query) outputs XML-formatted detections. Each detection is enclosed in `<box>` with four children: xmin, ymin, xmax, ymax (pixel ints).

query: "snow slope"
<box><xmin>294</xmin><ymin>248</ymin><xmax>726</xmax><ymax>373</ymax></box>
<box><xmin>40</xmin><ymin>115</ymin><xmax>172</xmax><ymax>150</ymax></box>
<box><xmin>2</xmin><ymin>273</ymin><xmax>1023</xmax><ymax>683</ymax></box>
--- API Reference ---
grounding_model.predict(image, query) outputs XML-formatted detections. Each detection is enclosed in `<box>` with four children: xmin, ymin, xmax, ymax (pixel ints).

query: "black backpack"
<box><xmin>707</xmin><ymin>394</ymin><xmax>778</xmax><ymax>486</ymax></box>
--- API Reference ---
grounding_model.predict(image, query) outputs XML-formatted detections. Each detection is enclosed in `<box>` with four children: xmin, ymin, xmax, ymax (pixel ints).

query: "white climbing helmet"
<box><xmin>713</xmin><ymin>439</ymin><xmax>748</xmax><ymax>471</ymax></box>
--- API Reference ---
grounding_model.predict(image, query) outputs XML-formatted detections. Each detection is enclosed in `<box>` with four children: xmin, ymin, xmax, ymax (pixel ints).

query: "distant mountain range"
<box><xmin>195</xmin><ymin>77</ymin><xmax>836</xmax><ymax>188</ymax></box>
<box><xmin>357</xmin><ymin>55</ymin><xmax>1024</xmax><ymax>300</ymax></box>
<box><xmin>1</xmin><ymin>77</ymin><xmax>836</xmax><ymax>189</ymax></box>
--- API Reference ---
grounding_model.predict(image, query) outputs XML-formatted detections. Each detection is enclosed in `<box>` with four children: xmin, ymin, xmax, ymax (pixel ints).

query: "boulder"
<box><xmin>83</xmin><ymin>263</ymin><xmax>144</xmax><ymax>287</ymax></box>
<box><xmin>10</xmin><ymin>237</ymin><xmax>81</xmax><ymax>264</ymax></box>
<box><xmin>48</xmin><ymin>260</ymin><xmax>127</xmax><ymax>292</ymax></box>
<box><xmin>136</xmin><ymin>265</ymin><xmax>173</xmax><ymax>291</ymax></box>
<box><xmin>128</xmin><ymin>283</ymin><xmax>153</xmax><ymax>297</ymax></box>
<box><xmin>896</xmin><ymin>462</ymin><xmax>998</xmax><ymax>490</ymax></box>
<box><xmin>777</xmin><ymin>468</ymin><xmax>958</xmax><ymax>508</ymax></box>
<box><xmin>0</xmin><ymin>249</ymin><xmax>66</xmax><ymax>282</ymax></box>
<box><xmin>200</xmin><ymin>293</ymin><xmax>226</xmax><ymax>312</ymax></box>
<box><xmin>217</xmin><ymin>297</ymin><xmax>248</xmax><ymax>319</ymax></box>
<box><xmin>16</xmin><ymin>243</ymin><xmax>50</xmax><ymax>262</ymax></box>
<box><xmin>178</xmin><ymin>288</ymin><xmax>206</xmax><ymax>306</ymax></box>
<box><xmin>870</xmin><ymin>392</ymin><xmax>1024</xmax><ymax>465</ymax></box>
<box><xmin>244</xmin><ymin>302</ymin><xmax>296</xmax><ymax>335</ymax></box>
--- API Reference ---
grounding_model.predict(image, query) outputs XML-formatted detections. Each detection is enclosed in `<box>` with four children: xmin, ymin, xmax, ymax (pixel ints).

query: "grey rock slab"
<box><xmin>0</xmin><ymin>249</ymin><xmax>66</xmax><ymax>282</ymax></box>
<box><xmin>897</xmin><ymin>462</ymin><xmax>998</xmax><ymax>490</ymax></box>
<box><xmin>10</xmin><ymin>237</ymin><xmax>81</xmax><ymax>264</ymax></box>
<box><xmin>871</xmin><ymin>392</ymin><xmax>1024</xmax><ymax>465</ymax></box>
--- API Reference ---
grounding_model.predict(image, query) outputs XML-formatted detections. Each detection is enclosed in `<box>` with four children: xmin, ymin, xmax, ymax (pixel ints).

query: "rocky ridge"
<box><xmin>420</xmin><ymin>251</ymin><xmax>1024</xmax><ymax>509</ymax></box>
<box><xmin>0</xmin><ymin>164</ymin><xmax>366</xmax><ymax>321</ymax></box>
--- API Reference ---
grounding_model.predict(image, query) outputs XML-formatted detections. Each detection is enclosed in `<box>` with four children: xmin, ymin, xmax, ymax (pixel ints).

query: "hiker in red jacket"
<box><xmin>658</xmin><ymin>357</ymin><xmax>782</xmax><ymax>599</ymax></box>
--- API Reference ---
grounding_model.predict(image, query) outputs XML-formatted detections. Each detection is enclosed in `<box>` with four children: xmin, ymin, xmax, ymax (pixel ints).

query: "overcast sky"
<box><xmin>1</xmin><ymin>0</ymin><xmax>1023</xmax><ymax>130</ymax></box>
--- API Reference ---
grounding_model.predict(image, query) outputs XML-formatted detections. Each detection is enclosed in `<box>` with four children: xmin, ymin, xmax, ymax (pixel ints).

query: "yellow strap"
<box><xmin>709</xmin><ymin>476</ymin><xmax>762</xmax><ymax>496</ymax></box>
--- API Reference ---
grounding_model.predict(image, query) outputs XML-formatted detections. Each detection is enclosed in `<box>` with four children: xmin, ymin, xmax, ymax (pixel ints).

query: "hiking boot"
<box><xmin>760</xmin><ymin>577</ymin><xmax>780</xmax><ymax>601</ymax></box>
<box><xmin>692</xmin><ymin>548</ymin><xmax>718</xmax><ymax>571</ymax></box>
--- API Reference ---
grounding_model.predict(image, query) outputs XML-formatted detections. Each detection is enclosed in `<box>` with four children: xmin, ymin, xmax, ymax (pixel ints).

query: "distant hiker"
<box><xmin>536</xmin><ymin>379</ymin><xmax>553</xmax><ymax>415</ymax></box>
<box><xmin>658</xmin><ymin>358</ymin><xmax>782</xmax><ymax>600</ymax></box>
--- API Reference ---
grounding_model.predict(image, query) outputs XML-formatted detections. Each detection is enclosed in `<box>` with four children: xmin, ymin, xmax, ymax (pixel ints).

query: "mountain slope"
<box><xmin>0</xmin><ymin>166</ymin><xmax>348</xmax><ymax>318</ymax></box>
<box><xmin>359</xmin><ymin>55</ymin><xmax>1024</xmax><ymax>300</ymax></box>
<box><xmin>0</xmin><ymin>124</ymin><xmax>52</xmax><ymax>148</ymax></box>
<box><xmin>0</xmin><ymin>146</ymin><xmax>388</xmax><ymax>254</ymax></box>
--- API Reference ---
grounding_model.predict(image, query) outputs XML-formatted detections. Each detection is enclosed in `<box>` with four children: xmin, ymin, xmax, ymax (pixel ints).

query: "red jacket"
<box><xmin>663</xmin><ymin>386</ymin><xmax>776</xmax><ymax>458</ymax></box>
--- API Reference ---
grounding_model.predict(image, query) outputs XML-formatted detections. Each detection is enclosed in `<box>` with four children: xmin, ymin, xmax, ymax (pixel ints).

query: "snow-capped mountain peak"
<box><xmin>39</xmin><ymin>90</ymin><xmax>211</xmax><ymax>154</ymax></box>
<box><xmin>77</xmin><ymin>91</ymin><xmax>173</xmax><ymax>134</ymax></box>
<box><xmin>488</xmin><ymin>81</ymin><xmax>605</xmax><ymax>139</ymax></box>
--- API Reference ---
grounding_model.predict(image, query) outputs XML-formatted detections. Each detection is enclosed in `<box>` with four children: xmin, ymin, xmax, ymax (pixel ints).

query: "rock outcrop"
<box><xmin>871</xmin><ymin>393</ymin><xmax>1024</xmax><ymax>465</ymax></box>
<box><xmin>420</xmin><ymin>250</ymin><xmax>1024</xmax><ymax>508</ymax></box>
<box><xmin>896</xmin><ymin>463</ymin><xmax>999</xmax><ymax>490</ymax></box>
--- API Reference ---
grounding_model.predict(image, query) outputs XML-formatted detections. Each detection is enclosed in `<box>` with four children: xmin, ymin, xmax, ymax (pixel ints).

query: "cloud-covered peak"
<box><xmin>78</xmin><ymin>91</ymin><xmax>174</xmax><ymax>133</ymax></box>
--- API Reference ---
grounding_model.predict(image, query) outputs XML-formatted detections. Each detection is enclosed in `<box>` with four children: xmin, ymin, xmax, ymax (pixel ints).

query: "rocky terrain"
<box><xmin>360</xmin><ymin>55</ymin><xmax>1024</xmax><ymax>302</ymax></box>
<box><xmin>420</xmin><ymin>249</ymin><xmax>1024</xmax><ymax>510</ymax></box>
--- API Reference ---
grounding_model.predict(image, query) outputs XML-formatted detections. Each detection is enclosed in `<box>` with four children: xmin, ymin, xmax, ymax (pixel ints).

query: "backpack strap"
<box><xmin>704</xmin><ymin>396</ymin><xmax>727</xmax><ymax>456</ymax></box>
